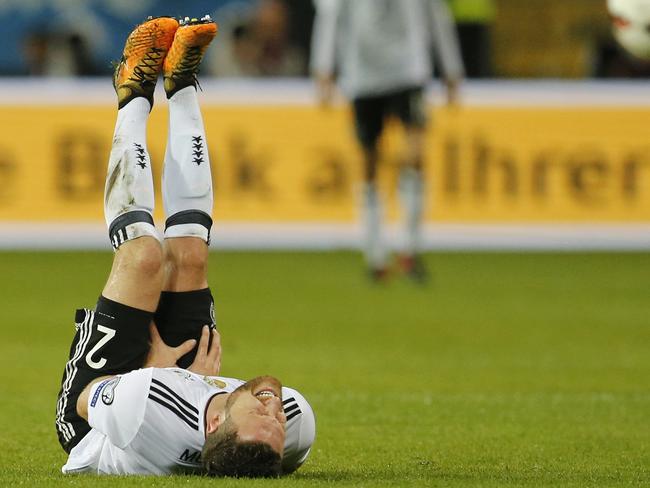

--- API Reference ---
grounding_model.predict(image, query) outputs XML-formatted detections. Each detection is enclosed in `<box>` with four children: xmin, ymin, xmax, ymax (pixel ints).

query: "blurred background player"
<box><xmin>310</xmin><ymin>0</ymin><xmax>464</xmax><ymax>282</ymax></box>
<box><xmin>55</xmin><ymin>15</ymin><xmax>314</xmax><ymax>477</ymax></box>
<box><xmin>448</xmin><ymin>0</ymin><xmax>495</xmax><ymax>78</ymax></box>
<box><xmin>208</xmin><ymin>0</ymin><xmax>308</xmax><ymax>77</ymax></box>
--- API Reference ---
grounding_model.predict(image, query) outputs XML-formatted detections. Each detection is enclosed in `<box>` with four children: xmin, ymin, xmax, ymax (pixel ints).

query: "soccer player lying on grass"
<box><xmin>54</xmin><ymin>15</ymin><xmax>315</xmax><ymax>477</ymax></box>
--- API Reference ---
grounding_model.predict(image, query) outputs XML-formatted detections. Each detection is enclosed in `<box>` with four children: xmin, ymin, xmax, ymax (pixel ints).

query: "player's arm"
<box><xmin>428</xmin><ymin>0</ymin><xmax>464</xmax><ymax>106</ymax></box>
<box><xmin>78</xmin><ymin>370</ymin><xmax>152</xmax><ymax>449</ymax></box>
<box><xmin>77</xmin><ymin>323</ymin><xmax>219</xmax><ymax>423</ymax></box>
<box><xmin>310</xmin><ymin>0</ymin><xmax>342</xmax><ymax>107</ymax></box>
<box><xmin>76</xmin><ymin>322</ymin><xmax>198</xmax><ymax>419</ymax></box>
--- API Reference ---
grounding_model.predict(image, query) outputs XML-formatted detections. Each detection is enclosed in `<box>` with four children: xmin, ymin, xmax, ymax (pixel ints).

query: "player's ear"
<box><xmin>206</xmin><ymin>413</ymin><xmax>222</xmax><ymax>434</ymax></box>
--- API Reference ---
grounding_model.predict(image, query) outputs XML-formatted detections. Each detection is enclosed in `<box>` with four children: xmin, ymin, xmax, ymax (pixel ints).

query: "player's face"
<box><xmin>225</xmin><ymin>375</ymin><xmax>287</xmax><ymax>455</ymax></box>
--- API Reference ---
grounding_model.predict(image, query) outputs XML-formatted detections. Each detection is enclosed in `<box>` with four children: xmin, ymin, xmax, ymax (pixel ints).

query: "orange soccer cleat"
<box><xmin>113</xmin><ymin>16</ymin><xmax>179</xmax><ymax>109</ymax></box>
<box><xmin>163</xmin><ymin>15</ymin><xmax>218</xmax><ymax>98</ymax></box>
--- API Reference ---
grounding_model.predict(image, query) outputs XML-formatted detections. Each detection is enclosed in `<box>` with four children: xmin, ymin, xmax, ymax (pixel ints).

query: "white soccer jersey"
<box><xmin>62</xmin><ymin>368</ymin><xmax>315</xmax><ymax>475</ymax></box>
<box><xmin>310</xmin><ymin>0</ymin><xmax>464</xmax><ymax>98</ymax></box>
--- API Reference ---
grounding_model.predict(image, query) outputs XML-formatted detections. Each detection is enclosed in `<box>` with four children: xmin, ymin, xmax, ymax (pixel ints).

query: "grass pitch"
<box><xmin>0</xmin><ymin>251</ymin><xmax>648</xmax><ymax>487</ymax></box>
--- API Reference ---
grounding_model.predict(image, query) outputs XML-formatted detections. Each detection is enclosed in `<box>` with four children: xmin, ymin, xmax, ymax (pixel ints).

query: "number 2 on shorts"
<box><xmin>85</xmin><ymin>325</ymin><xmax>116</xmax><ymax>369</ymax></box>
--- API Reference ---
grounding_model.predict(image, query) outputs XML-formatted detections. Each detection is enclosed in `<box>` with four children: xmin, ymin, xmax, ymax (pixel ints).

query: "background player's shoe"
<box><xmin>368</xmin><ymin>266</ymin><xmax>390</xmax><ymax>284</ymax></box>
<box><xmin>113</xmin><ymin>16</ymin><xmax>179</xmax><ymax>109</ymax></box>
<box><xmin>163</xmin><ymin>15</ymin><xmax>218</xmax><ymax>98</ymax></box>
<box><xmin>398</xmin><ymin>254</ymin><xmax>430</xmax><ymax>284</ymax></box>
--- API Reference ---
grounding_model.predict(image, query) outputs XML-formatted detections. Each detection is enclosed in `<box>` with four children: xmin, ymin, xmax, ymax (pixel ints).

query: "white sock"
<box><xmin>104</xmin><ymin>97</ymin><xmax>159</xmax><ymax>250</ymax></box>
<box><xmin>399</xmin><ymin>167</ymin><xmax>424</xmax><ymax>256</ymax></box>
<box><xmin>162</xmin><ymin>87</ymin><xmax>213</xmax><ymax>243</ymax></box>
<box><xmin>362</xmin><ymin>182</ymin><xmax>387</xmax><ymax>268</ymax></box>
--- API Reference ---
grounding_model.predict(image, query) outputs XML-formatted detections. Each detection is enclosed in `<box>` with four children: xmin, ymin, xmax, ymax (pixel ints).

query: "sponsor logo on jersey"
<box><xmin>101</xmin><ymin>377</ymin><xmax>121</xmax><ymax>405</ymax></box>
<box><xmin>179</xmin><ymin>449</ymin><xmax>202</xmax><ymax>464</ymax></box>
<box><xmin>202</xmin><ymin>376</ymin><xmax>227</xmax><ymax>389</ymax></box>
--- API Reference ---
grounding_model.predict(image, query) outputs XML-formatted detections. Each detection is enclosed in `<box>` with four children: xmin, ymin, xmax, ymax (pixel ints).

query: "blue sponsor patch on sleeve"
<box><xmin>90</xmin><ymin>379</ymin><xmax>111</xmax><ymax>408</ymax></box>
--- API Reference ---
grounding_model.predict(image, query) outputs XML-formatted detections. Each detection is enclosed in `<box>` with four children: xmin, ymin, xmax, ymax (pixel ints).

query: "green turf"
<box><xmin>0</xmin><ymin>251</ymin><xmax>648</xmax><ymax>487</ymax></box>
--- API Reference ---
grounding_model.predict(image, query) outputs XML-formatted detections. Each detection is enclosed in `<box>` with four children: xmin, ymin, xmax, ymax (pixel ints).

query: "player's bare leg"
<box><xmin>103</xmin><ymin>237</ymin><xmax>164</xmax><ymax>311</ymax></box>
<box><xmin>162</xmin><ymin>237</ymin><xmax>209</xmax><ymax>291</ymax></box>
<box><xmin>153</xmin><ymin>17</ymin><xmax>219</xmax><ymax>366</ymax></box>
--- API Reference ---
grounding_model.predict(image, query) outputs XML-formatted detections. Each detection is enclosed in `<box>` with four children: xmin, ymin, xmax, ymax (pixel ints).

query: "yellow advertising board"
<box><xmin>0</xmin><ymin>104</ymin><xmax>648</xmax><ymax>222</ymax></box>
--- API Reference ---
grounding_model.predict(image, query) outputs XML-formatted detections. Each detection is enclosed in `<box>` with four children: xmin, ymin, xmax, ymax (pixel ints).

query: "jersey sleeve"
<box><xmin>428</xmin><ymin>0</ymin><xmax>465</xmax><ymax>80</ymax></box>
<box><xmin>86</xmin><ymin>368</ymin><xmax>153</xmax><ymax>449</ymax></box>
<box><xmin>281</xmin><ymin>387</ymin><xmax>317</xmax><ymax>474</ymax></box>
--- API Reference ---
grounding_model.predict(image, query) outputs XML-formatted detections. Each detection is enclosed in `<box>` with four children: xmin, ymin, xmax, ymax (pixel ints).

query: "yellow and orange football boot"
<box><xmin>163</xmin><ymin>15</ymin><xmax>218</xmax><ymax>98</ymax></box>
<box><xmin>113</xmin><ymin>16</ymin><xmax>179</xmax><ymax>109</ymax></box>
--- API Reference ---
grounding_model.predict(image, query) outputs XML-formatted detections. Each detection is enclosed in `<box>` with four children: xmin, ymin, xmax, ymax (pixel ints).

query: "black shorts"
<box><xmin>55</xmin><ymin>289</ymin><xmax>215</xmax><ymax>453</ymax></box>
<box><xmin>352</xmin><ymin>86</ymin><xmax>427</xmax><ymax>150</ymax></box>
<box><xmin>154</xmin><ymin>288</ymin><xmax>216</xmax><ymax>369</ymax></box>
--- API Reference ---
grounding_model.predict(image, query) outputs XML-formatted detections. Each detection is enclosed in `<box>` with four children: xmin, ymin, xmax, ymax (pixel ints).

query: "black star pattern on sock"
<box><xmin>133</xmin><ymin>143</ymin><xmax>147</xmax><ymax>169</ymax></box>
<box><xmin>191</xmin><ymin>136</ymin><xmax>204</xmax><ymax>166</ymax></box>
